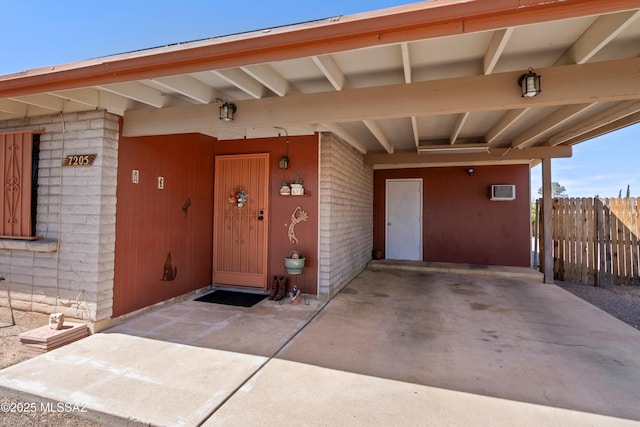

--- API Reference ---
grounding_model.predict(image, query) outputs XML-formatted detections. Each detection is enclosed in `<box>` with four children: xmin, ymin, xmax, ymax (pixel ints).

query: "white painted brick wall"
<box><xmin>318</xmin><ymin>133</ymin><xmax>373</xmax><ymax>297</ymax></box>
<box><xmin>0</xmin><ymin>111</ymin><xmax>118</xmax><ymax>327</ymax></box>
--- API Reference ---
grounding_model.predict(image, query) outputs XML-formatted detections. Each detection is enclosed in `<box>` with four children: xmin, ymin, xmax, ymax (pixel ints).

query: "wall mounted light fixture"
<box><xmin>275</xmin><ymin>127</ymin><xmax>290</xmax><ymax>169</ymax></box>
<box><xmin>518</xmin><ymin>68</ymin><xmax>541</xmax><ymax>97</ymax></box>
<box><xmin>217</xmin><ymin>98</ymin><xmax>237</xmax><ymax>121</ymax></box>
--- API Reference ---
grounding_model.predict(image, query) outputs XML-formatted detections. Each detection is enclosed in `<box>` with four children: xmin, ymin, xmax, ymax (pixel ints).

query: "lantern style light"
<box><xmin>218</xmin><ymin>99</ymin><xmax>237</xmax><ymax>121</ymax></box>
<box><xmin>279</xmin><ymin>155</ymin><xmax>289</xmax><ymax>169</ymax></box>
<box><xmin>275</xmin><ymin>126</ymin><xmax>290</xmax><ymax>169</ymax></box>
<box><xmin>518</xmin><ymin>68</ymin><xmax>541</xmax><ymax>97</ymax></box>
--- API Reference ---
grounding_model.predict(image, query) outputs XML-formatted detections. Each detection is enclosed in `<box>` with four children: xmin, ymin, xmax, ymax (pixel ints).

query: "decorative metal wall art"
<box><xmin>162</xmin><ymin>252</ymin><xmax>177</xmax><ymax>281</ymax></box>
<box><xmin>182</xmin><ymin>197</ymin><xmax>191</xmax><ymax>213</ymax></box>
<box><xmin>288</xmin><ymin>206</ymin><xmax>309</xmax><ymax>244</ymax></box>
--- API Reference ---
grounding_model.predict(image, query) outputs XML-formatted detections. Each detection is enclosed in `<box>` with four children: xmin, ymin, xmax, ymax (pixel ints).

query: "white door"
<box><xmin>386</xmin><ymin>179</ymin><xmax>422</xmax><ymax>260</ymax></box>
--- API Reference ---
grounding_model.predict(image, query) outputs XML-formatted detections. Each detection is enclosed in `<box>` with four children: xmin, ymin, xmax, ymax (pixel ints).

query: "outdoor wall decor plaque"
<box><xmin>62</xmin><ymin>154</ymin><xmax>97</xmax><ymax>167</ymax></box>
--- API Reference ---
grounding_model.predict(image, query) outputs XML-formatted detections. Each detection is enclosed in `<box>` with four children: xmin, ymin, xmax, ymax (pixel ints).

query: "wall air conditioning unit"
<box><xmin>490</xmin><ymin>184</ymin><xmax>516</xmax><ymax>201</ymax></box>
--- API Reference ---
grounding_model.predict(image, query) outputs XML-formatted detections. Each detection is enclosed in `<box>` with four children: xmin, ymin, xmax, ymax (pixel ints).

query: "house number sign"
<box><xmin>63</xmin><ymin>154</ymin><xmax>97</xmax><ymax>167</ymax></box>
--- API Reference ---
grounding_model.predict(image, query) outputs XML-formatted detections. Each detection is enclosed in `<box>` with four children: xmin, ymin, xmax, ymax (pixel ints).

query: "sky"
<box><xmin>1</xmin><ymin>0</ymin><xmax>638</xmax><ymax>198</ymax></box>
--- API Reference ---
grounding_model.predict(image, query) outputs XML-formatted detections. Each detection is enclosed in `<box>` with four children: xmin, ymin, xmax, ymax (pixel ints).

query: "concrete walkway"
<box><xmin>1</xmin><ymin>263</ymin><xmax>640</xmax><ymax>426</ymax></box>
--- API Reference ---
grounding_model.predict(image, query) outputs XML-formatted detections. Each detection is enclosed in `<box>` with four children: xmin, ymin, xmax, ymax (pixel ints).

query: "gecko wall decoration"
<box><xmin>161</xmin><ymin>252</ymin><xmax>178</xmax><ymax>281</ymax></box>
<box><xmin>288</xmin><ymin>206</ymin><xmax>309</xmax><ymax>244</ymax></box>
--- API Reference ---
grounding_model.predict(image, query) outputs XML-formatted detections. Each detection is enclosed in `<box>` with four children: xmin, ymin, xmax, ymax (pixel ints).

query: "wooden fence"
<box><xmin>539</xmin><ymin>197</ymin><xmax>639</xmax><ymax>286</ymax></box>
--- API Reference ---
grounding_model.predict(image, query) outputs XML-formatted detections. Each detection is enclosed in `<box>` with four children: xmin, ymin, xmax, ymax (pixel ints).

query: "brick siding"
<box><xmin>0</xmin><ymin>111</ymin><xmax>118</xmax><ymax>327</ymax></box>
<box><xmin>318</xmin><ymin>133</ymin><xmax>373</xmax><ymax>297</ymax></box>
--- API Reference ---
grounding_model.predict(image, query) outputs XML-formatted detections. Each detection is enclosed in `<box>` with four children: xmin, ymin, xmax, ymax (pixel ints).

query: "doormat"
<box><xmin>194</xmin><ymin>290</ymin><xmax>267</xmax><ymax>307</ymax></box>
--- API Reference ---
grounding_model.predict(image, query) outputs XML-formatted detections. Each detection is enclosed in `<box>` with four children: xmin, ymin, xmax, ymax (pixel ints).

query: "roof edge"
<box><xmin>1</xmin><ymin>0</ymin><xmax>637</xmax><ymax>98</ymax></box>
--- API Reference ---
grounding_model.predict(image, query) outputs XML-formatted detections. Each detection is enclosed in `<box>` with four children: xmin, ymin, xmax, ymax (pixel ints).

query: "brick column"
<box><xmin>318</xmin><ymin>133</ymin><xmax>373</xmax><ymax>297</ymax></box>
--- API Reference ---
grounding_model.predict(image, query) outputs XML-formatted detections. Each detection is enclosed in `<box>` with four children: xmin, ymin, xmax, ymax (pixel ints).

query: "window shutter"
<box><xmin>0</xmin><ymin>131</ymin><xmax>36</xmax><ymax>239</ymax></box>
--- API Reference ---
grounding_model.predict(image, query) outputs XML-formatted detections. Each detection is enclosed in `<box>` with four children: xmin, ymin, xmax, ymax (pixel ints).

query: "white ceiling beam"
<box><xmin>123</xmin><ymin>58</ymin><xmax>640</xmax><ymax>137</ymax></box>
<box><xmin>450</xmin><ymin>112</ymin><xmax>470</xmax><ymax>145</ymax></box>
<box><xmin>97</xmin><ymin>82</ymin><xmax>165</xmax><ymax>108</ymax></box>
<box><xmin>0</xmin><ymin>99</ymin><xmax>28</xmax><ymax>115</ymax></box>
<box><xmin>512</xmin><ymin>103</ymin><xmax>597</xmax><ymax>149</ymax></box>
<box><xmin>411</xmin><ymin>116</ymin><xmax>419</xmax><ymax>148</ymax></box>
<box><xmin>212</xmin><ymin>69</ymin><xmax>265</xmax><ymax>99</ymax></box>
<box><xmin>401</xmin><ymin>43</ymin><xmax>420</xmax><ymax>147</ymax></box>
<box><xmin>418</xmin><ymin>137</ymin><xmax>483</xmax><ymax>146</ymax></box>
<box><xmin>365</xmin><ymin>146</ymin><xmax>572</xmax><ymax>166</ymax></box>
<box><xmin>485</xmin><ymin>108</ymin><xmax>529</xmax><ymax>144</ymax></box>
<box><xmin>98</xmin><ymin>91</ymin><xmax>136</xmax><ymax>116</ymax></box>
<box><xmin>8</xmin><ymin>94</ymin><xmax>92</xmax><ymax>114</ymax></box>
<box><xmin>401</xmin><ymin>43</ymin><xmax>412</xmax><ymax>84</ymax></box>
<box><xmin>49</xmin><ymin>88</ymin><xmax>100</xmax><ymax>107</ymax></box>
<box><xmin>563</xmin><ymin>111</ymin><xmax>640</xmax><ymax>147</ymax></box>
<box><xmin>9</xmin><ymin>94</ymin><xmax>63</xmax><ymax>111</ymax></box>
<box><xmin>241</xmin><ymin>64</ymin><xmax>292</xmax><ymax>97</ymax></box>
<box><xmin>484</xmin><ymin>28</ymin><xmax>514</xmax><ymax>74</ymax></box>
<box><xmin>547</xmin><ymin>100</ymin><xmax>640</xmax><ymax>146</ymax></box>
<box><xmin>312</xmin><ymin>55</ymin><xmax>347</xmax><ymax>91</ymax></box>
<box><xmin>321</xmin><ymin>123</ymin><xmax>367</xmax><ymax>154</ymax></box>
<box><xmin>555</xmin><ymin>10</ymin><xmax>640</xmax><ymax>65</ymax></box>
<box><xmin>152</xmin><ymin>76</ymin><xmax>216</xmax><ymax>104</ymax></box>
<box><xmin>217</xmin><ymin>128</ymin><xmax>247</xmax><ymax>140</ymax></box>
<box><xmin>363</xmin><ymin>120</ymin><xmax>394</xmax><ymax>154</ymax></box>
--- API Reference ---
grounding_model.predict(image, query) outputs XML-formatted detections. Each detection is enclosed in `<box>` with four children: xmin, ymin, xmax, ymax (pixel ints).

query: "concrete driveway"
<box><xmin>1</xmin><ymin>263</ymin><xmax>639</xmax><ymax>426</ymax></box>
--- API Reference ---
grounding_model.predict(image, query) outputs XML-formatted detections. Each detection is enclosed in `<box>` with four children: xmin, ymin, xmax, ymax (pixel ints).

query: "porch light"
<box><xmin>518</xmin><ymin>68</ymin><xmax>541</xmax><ymax>97</ymax></box>
<box><xmin>275</xmin><ymin>127</ymin><xmax>290</xmax><ymax>169</ymax></box>
<box><xmin>218</xmin><ymin>99</ymin><xmax>237</xmax><ymax>122</ymax></box>
<box><xmin>279</xmin><ymin>155</ymin><xmax>289</xmax><ymax>169</ymax></box>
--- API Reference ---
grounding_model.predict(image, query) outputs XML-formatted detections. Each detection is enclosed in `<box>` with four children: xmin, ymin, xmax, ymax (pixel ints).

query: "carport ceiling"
<box><xmin>1</xmin><ymin>0</ymin><xmax>639</xmax><ymax>167</ymax></box>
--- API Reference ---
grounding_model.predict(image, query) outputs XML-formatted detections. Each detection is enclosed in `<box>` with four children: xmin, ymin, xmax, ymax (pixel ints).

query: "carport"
<box><xmin>1</xmin><ymin>264</ymin><xmax>639</xmax><ymax>425</ymax></box>
<box><xmin>0</xmin><ymin>1</ymin><xmax>639</xmax><ymax>331</ymax></box>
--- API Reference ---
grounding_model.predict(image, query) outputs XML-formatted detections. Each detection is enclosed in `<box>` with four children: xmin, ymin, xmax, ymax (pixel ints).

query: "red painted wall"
<box><xmin>113</xmin><ymin>131</ymin><xmax>318</xmax><ymax>317</ymax></box>
<box><xmin>374</xmin><ymin>165</ymin><xmax>530</xmax><ymax>267</ymax></box>
<box><xmin>114</xmin><ymin>133</ymin><xmax>216</xmax><ymax>317</ymax></box>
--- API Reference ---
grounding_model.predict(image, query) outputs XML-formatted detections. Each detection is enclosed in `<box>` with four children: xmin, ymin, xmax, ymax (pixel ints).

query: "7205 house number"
<box><xmin>63</xmin><ymin>154</ymin><xmax>97</xmax><ymax>167</ymax></box>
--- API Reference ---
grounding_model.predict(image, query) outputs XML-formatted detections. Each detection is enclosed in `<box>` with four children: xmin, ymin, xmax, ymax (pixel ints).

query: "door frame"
<box><xmin>385</xmin><ymin>178</ymin><xmax>423</xmax><ymax>261</ymax></box>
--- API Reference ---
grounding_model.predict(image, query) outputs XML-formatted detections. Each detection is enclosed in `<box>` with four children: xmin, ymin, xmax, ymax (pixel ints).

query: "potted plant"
<box><xmin>291</xmin><ymin>171</ymin><xmax>304</xmax><ymax>195</ymax></box>
<box><xmin>285</xmin><ymin>250</ymin><xmax>305</xmax><ymax>274</ymax></box>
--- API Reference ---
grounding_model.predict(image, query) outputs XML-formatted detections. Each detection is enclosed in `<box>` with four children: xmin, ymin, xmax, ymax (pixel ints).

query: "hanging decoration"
<box><xmin>288</xmin><ymin>206</ymin><xmax>309</xmax><ymax>244</ymax></box>
<box><xmin>228</xmin><ymin>187</ymin><xmax>248</xmax><ymax>208</ymax></box>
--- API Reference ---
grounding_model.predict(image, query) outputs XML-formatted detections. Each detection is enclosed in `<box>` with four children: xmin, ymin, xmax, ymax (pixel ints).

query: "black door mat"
<box><xmin>194</xmin><ymin>290</ymin><xmax>267</xmax><ymax>307</ymax></box>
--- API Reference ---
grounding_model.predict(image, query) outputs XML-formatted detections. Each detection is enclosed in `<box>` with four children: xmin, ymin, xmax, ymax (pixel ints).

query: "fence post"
<box><xmin>602</xmin><ymin>199</ymin><xmax>613</xmax><ymax>287</ymax></box>
<box><xmin>632</xmin><ymin>198</ymin><xmax>639</xmax><ymax>285</ymax></box>
<box><xmin>542</xmin><ymin>158</ymin><xmax>554</xmax><ymax>284</ymax></box>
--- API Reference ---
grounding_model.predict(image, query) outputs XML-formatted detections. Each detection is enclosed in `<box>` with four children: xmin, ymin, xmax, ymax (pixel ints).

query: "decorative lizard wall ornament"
<box><xmin>161</xmin><ymin>252</ymin><xmax>178</xmax><ymax>281</ymax></box>
<box><xmin>288</xmin><ymin>206</ymin><xmax>309</xmax><ymax>244</ymax></box>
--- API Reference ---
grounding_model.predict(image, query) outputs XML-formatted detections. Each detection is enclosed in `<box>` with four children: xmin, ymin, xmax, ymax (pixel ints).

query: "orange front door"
<box><xmin>213</xmin><ymin>154</ymin><xmax>269</xmax><ymax>289</ymax></box>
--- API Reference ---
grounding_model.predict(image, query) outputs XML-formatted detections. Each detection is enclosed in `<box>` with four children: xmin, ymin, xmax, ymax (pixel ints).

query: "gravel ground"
<box><xmin>555</xmin><ymin>281</ymin><xmax>640</xmax><ymax>330</ymax></box>
<box><xmin>1</xmin><ymin>282</ymin><xmax>639</xmax><ymax>426</ymax></box>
